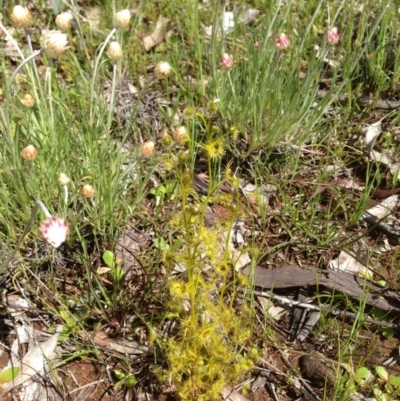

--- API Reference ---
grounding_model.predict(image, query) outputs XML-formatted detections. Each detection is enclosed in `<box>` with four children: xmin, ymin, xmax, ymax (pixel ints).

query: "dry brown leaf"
<box><xmin>364</xmin><ymin>119</ymin><xmax>382</xmax><ymax>151</ymax></box>
<box><xmin>221</xmin><ymin>386</ymin><xmax>250</xmax><ymax>401</ymax></box>
<box><xmin>363</xmin><ymin>195</ymin><xmax>400</xmax><ymax>220</ymax></box>
<box><xmin>370</xmin><ymin>150</ymin><xmax>400</xmax><ymax>180</ymax></box>
<box><xmin>142</xmin><ymin>16</ymin><xmax>169</xmax><ymax>51</ymax></box>
<box><xmin>94</xmin><ymin>331</ymin><xmax>149</xmax><ymax>354</ymax></box>
<box><xmin>329</xmin><ymin>239</ymin><xmax>374</xmax><ymax>279</ymax></box>
<box><xmin>2</xmin><ymin>326</ymin><xmax>63</xmax><ymax>394</ymax></box>
<box><xmin>0</xmin><ymin>27</ymin><xmax>24</xmax><ymax>62</ymax></box>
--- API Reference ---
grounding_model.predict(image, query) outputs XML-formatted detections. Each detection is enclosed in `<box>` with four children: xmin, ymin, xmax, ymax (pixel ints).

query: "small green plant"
<box><xmin>373</xmin><ymin>366</ymin><xmax>400</xmax><ymax>401</ymax></box>
<box><xmin>341</xmin><ymin>365</ymin><xmax>374</xmax><ymax>399</ymax></box>
<box><xmin>58</xmin><ymin>306</ymin><xmax>81</xmax><ymax>338</ymax></box>
<box><xmin>371</xmin><ymin>308</ymin><xmax>394</xmax><ymax>339</ymax></box>
<box><xmin>102</xmin><ymin>250</ymin><xmax>125</xmax><ymax>288</ymax></box>
<box><xmin>342</xmin><ymin>364</ymin><xmax>400</xmax><ymax>401</ymax></box>
<box><xmin>150</xmin><ymin>181</ymin><xmax>177</xmax><ymax>208</ymax></box>
<box><xmin>114</xmin><ymin>369</ymin><xmax>137</xmax><ymax>390</ymax></box>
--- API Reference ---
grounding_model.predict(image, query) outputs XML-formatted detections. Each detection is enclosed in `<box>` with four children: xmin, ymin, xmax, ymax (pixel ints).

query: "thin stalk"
<box><xmin>9</xmin><ymin>50</ymin><xmax>42</xmax><ymax>84</ymax></box>
<box><xmin>45</xmin><ymin>62</ymin><xmax>56</xmax><ymax>139</ymax></box>
<box><xmin>63</xmin><ymin>185</ymin><xmax>69</xmax><ymax>205</ymax></box>
<box><xmin>90</xmin><ymin>28</ymin><xmax>117</xmax><ymax>127</ymax></box>
<box><xmin>106</xmin><ymin>63</ymin><xmax>118</xmax><ymax>133</ymax></box>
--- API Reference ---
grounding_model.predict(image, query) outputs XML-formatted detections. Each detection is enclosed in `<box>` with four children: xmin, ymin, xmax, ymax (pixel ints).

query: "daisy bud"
<box><xmin>173</xmin><ymin>126</ymin><xmax>188</xmax><ymax>144</ymax></box>
<box><xmin>21</xmin><ymin>145</ymin><xmax>38</xmax><ymax>160</ymax></box>
<box><xmin>275</xmin><ymin>33</ymin><xmax>290</xmax><ymax>49</ymax></box>
<box><xmin>106</xmin><ymin>41</ymin><xmax>123</xmax><ymax>61</ymax></box>
<box><xmin>161</xmin><ymin>133</ymin><xmax>173</xmax><ymax>147</ymax></box>
<box><xmin>82</xmin><ymin>184</ymin><xmax>96</xmax><ymax>198</ymax></box>
<box><xmin>39</xmin><ymin>217</ymin><xmax>69</xmax><ymax>248</ymax></box>
<box><xmin>140</xmin><ymin>141</ymin><xmax>155</xmax><ymax>157</ymax></box>
<box><xmin>41</xmin><ymin>30</ymin><xmax>69</xmax><ymax>58</ymax></box>
<box><xmin>178</xmin><ymin>150</ymin><xmax>189</xmax><ymax>163</ymax></box>
<box><xmin>21</xmin><ymin>93</ymin><xmax>35</xmax><ymax>107</ymax></box>
<box><xmin>155</xmin><ymin>61</ymin><xmax>172</xmax><ymax>79</ymax></box>
<box><xmin>220</xmin><ymin>53</ymin><xmax>233</xmax><ymax>69</ymax></box>
<box><xmin>55</xmin><ymin>12</ymin><xmax>73</xmax><ymax>31</ymax></box>
<box><xmin>207</xmin><ymin>99</ymin><xmax>219</xmax><ymax>113</ymax></box>
<box><xmin>10</xmin><ymin>5</ymin><xmax>32</xmax><ymax>29</ymax></box>
<box><xmin>58</xmin><ymin>173</ymin><xmax>70</xmax><ymax>186</ymax></box>
<box><xmin>326</xmin><ymin>27</ymin><xmax>339</xmax><ymax>45</ymax></box>
<box><xmin>113</xmin><ymin>9</ymin><xmax>131</xmax><ymax>30</ymax></box>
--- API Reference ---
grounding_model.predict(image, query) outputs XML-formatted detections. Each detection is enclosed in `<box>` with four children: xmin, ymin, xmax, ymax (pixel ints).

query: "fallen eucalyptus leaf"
<box><xmin>2</xmin><ymin>325</ymin><xmax>63</xmax><ymax>394</ymax></box>
<box><xmin>329</xmin><ymin>239</ymin><xmax>373</xmax><ymax>279</ymax></box>
<box><xmin>142</xmin><ymin>16</ymin><xmax>169</xmax><ymax>51</ymax></box>
<box><xmin>370</xmin><ymin>150</ymin><xmax>400</xmax><ymax>180</ymax></box>
<box><xmin>364</xmin><ymin>120</ymin><xmax>382</xmax><ymax>151</ymax></box>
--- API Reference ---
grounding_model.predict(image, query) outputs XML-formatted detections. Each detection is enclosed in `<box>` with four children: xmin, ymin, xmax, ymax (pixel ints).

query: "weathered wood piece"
<box><xmin>246</xmin><ymin>265</ymin><xmax>400</xmax><ymax>312</ymax></box>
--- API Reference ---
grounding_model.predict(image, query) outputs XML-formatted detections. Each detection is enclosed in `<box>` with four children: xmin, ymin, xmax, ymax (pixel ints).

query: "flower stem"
<box><xmin>106</xmin><ymin>62</ymin><xmax>118</xmax><ymax>133</ymax></box>
<box><xmin>227</xmin><ymin>71</ymin><xmax>236</xmax><ymax>100</ymax></box>
<box><xmin>36</xmin><ymin>200</ymin><xmax>52</xmax><ymax>219</ymax></box>
<box><xmin>9</xmin><ymin>50</ymin><xmax>42</xmax><ymax>84</ymax></box>
<box><xmin>63</xmin><ymin>185</ymin><xmax>69</xmax><ymax>205</ymax></box>
<box><xmin>90</xmin><ymin>28</ymin><xmax>116</xmax><ymax>127</ymax></box>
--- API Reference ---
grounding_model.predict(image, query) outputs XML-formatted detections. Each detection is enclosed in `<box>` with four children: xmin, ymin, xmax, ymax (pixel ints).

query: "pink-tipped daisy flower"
<box><xmin>39</xmin><ymin>217</ymin><xmax>69</xmax><ymax>248</ymax></box>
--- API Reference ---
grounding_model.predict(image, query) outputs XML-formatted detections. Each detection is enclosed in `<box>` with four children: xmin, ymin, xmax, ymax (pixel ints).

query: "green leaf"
<box><xmin>388</xmin><ymin>376</ymin><xmax>400</xmax><ymax>387</ymax></box>
<box><xmin>381</xmin><ymin>328</ymin><xmax>394</xmax><ymax>339</ymax></box>
<box><xmin>172</xmin><ymin>239</ymin><xmax>182</xmax><ymax>252</ymax></box>
<box><xmin>0</xmin><ymin>366</ymin><xmax>20</xmax><ymax>384</ymax></box>
<box><xmin>345</xmin><ymin>381</ymin><xmax>356</xmax><ymax>394</ymax></box>
<box><xmin>377</xmin><ymin>280</ymin><xmax>388</xmax><ymax>288</ymax></box>
<box><xmin>373</xmin><ymin>388</ymin><xmax>388</xmax><ymax>401</ymax></box>
<box><xmin>125</xmin><ymin>375</ymin><xmax>137</xmax><ymax>388</ymax></box>
<box><xmin>376</xmin><ymin>366</ymin><xmax>389</xmax><ymax>381</ymax></box>
<box><xmin>102</xmin><ymin>251</ymin><xmax>115</xmax><ymax>268</ymax></box>
<box><xmin>154</xmin><ymin>237</ymin><xmax>168</xmax><ymax>250</ymax></box>
<box><xmin>111</xmin><ymin>267</ymin><xmax>125</xmax><ymax>284</ymax></box>
<box><xmin>150</xmin><ymin>185</ymin><xmax>166</xmax><ymax>197</ymax></box>
<box><xmin>354</xmin><ymin>367</ymin><xmax>372</xmax><ymax>381</ymax></box>
<box><xmin>371</xmin><ymin>308</ymin><xmax>389</xmax><ymax>321</ymax></box>
<box><xmin>114</xmin><ymin>369</ymin><xmax>125</xmax><ymax>380</ymax></box>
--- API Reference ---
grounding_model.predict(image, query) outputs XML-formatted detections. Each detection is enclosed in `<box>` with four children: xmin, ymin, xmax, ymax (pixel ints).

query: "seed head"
<box><xmin>21</xmin><ymin>94</ymin><xmax>35</xmax><ymax>107</ymax></box>
<box><xmin>326</xmin><ymin>27</ymin><xmax>339</xmax><ymax>45</ymax></box>
<box><xmin>275</xmin><ymin>33</ymin><xmax>290</xmax><ymax>49</ymax></box>
<box><xmin>10</xmin><ymin>5</ymin><xmax>32</xmax><ymax>29</ymax></box>
<box><xmin>220</xmin><ymin>53</ymin><xmax>233</xmax><ymax>69</ymax></box>
<box><xmin>113</xmin><ymin>9</ymin><xmax>131</xmax><ymax>30</ymax></box>
<box><xmin>41</xmin><ymin>30</ymin><xmax>69</xmax><ymax>58</ymax></box>
<box><xmin>140</xmin><ymin>141</ymin><xmax>155</xmax><ymax>157</ymax></box>
<box><xmin>58</xmin><ymin>173</ymin><xmax>70</xmax><ymax>186</ymax></box>
<box><xmin>82</xmin><ymin>184</ymin><xmax>96</xmax><ymax>198</ymax></box>
<box><xmin>155</xmin><ymin>61</ymin><xmax>172</xmax><ymax>79</ymax></box>
<box><xmin>173</xmin><ymin>126</ymin><xmax>188</xmax><ymax>144</ymax></box>
<box><xmin>106</xmin><ymin>41</ymin><xmax>123</xmax><ymax>61</ymax></box>
<box><xmin>21</xmin><ymin>144</ymin><xmax>38</xmax><ymax>160</ymax></box>
<box><xmin>55</xmin><ymin>12</ymin><xmax>73</xmax><ymax>31</ymax></box>
<box><xmin>39</xmin><ymin>217</ymin><xmax>69</xmax><ymax>248</ymax></box>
